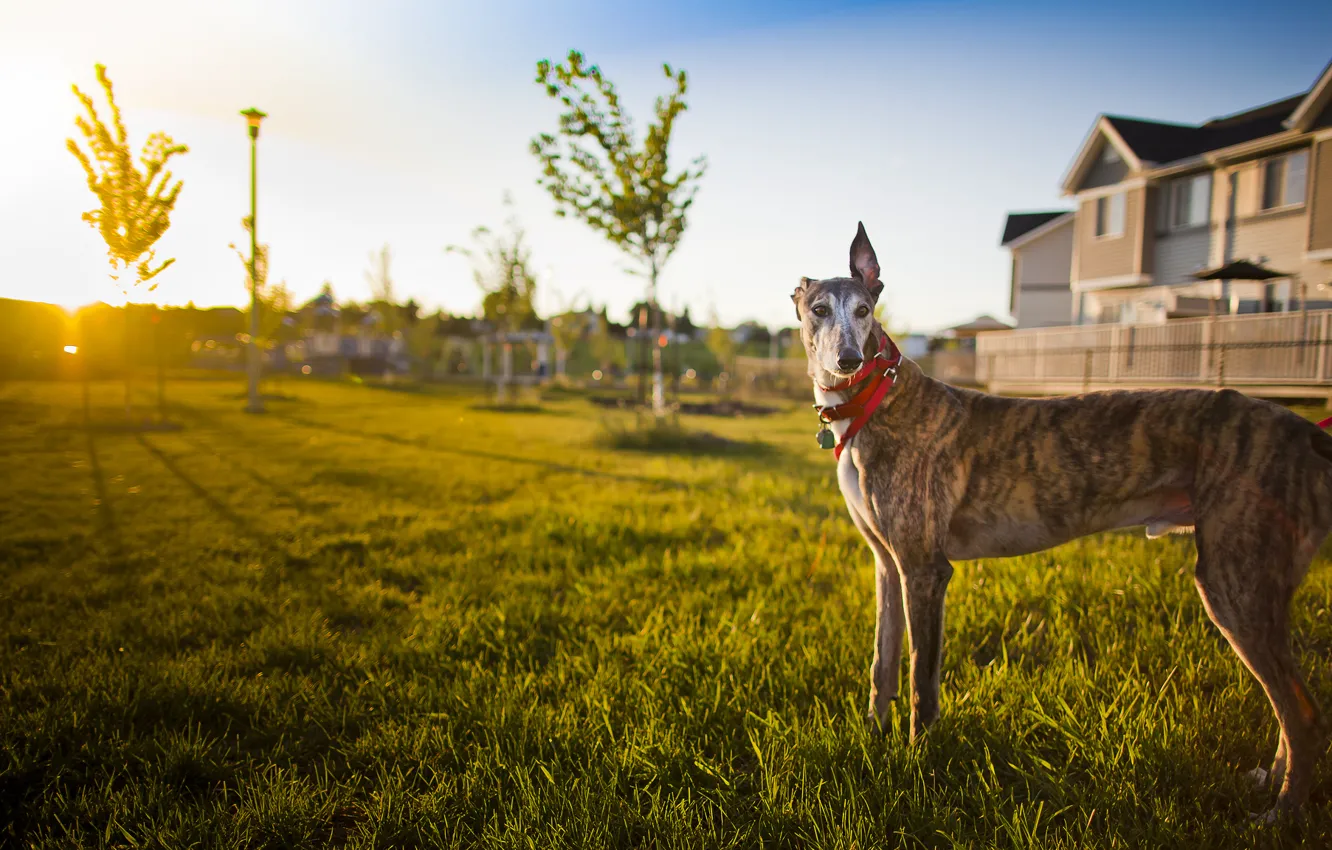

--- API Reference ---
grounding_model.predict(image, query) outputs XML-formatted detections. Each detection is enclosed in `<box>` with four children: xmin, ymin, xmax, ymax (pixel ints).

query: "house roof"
<box><xmin>1000</xmin><ymin>210</ymin><xmax>1073</xmax><ymax>247</ymax></box>
<box><xmin>1061</xmin><ymin>55</ymin><xmax>1331</xmax><ymax>194</ymax></box>
<box><xmin>1102</xmin><ymin>94</ymin><xmax>1305</xmax><ymax>165</ymax></box>
<box><xmin>1001</xmin><ymin>211</ymin><xmax>1068</xmax><ymax>246</ymax></box>
<box><xmin>1288</xmin><ymin>57</ymin><xmax>1332</xmax><ymax>131</ymax></box>
<box><xmin>943</xmin><ymin>314</ymin><xmax>1013</xmax><ymax>337</ymax></box>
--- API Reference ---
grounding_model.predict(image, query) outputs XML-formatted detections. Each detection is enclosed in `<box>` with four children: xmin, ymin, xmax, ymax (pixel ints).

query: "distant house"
<box><xmin>897</xmin><ymin>333</ymin><xmax>930</xmax><ymax>360</ymax></box>
<box><xmin>292</xmin><ymin>290</ymin><xmax>407</xmax><ymax>375</ymax></box>
<box><xmin>1051</xmin><ymin>56</ymin><xmax>1332</xmax><ymax>324</ymax></box>
<box><xmin>938</xmin><ymin>314</ymin><xmax>1014</xmax><ymax>352</ymax></box>
<box><xmin>1000</xmin><ymin>211</ymin><xmax>1074</xmax><ymax>328</ymax></box>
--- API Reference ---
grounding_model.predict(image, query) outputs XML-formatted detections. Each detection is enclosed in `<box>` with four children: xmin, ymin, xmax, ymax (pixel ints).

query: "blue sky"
<box><xmin>1</xmin><ymin>0</ymin><xmax>1330</xmax><ymax>332</ymax></box>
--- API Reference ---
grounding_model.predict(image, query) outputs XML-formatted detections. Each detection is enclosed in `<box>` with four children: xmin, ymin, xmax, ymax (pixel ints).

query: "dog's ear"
<box><xmin>791</xmin><ymin>277</ymin><xmax>812</xmax><ymax>320</ymax></box>
<box><xmin>849</xmin><ymin>222</ymin><xmax>883</xmax><ymax>301</ymax></box>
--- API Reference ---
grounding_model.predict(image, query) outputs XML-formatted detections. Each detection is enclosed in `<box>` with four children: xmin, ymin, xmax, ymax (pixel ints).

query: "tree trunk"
<box><xmin>649</xmin><ymin>263</ymin><xmax>665</xmax><ymax>417</ymax></box>
<box><xmin>123</xmin><ymin>304</ymin><xmax>133</xmax><ymax>420</ymax></box>
<box><xmin>155</xmin><ymin>306</ymin><xmax>166</xmax><ymax>422</ymax></box>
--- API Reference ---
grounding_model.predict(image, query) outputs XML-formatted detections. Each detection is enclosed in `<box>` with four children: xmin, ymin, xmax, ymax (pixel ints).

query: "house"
<box><xmin>1052</xmin><ymin>57</ymin><xmax>1332</xmax><ymax>325</ymax></box>
<box><xmin>937</xmin><ymin>314</ymin><xmax>1014</xmax><ymax>351</ymax></box>
<box><xmin>1000</xmin><ymin>211</ymin><xmax>1074</xmax><ymax>328</ymax></box>
<box><xmin>290</xmin><ymin>289</ymin><xmax>408</xmax><ymax>374</ymax></box>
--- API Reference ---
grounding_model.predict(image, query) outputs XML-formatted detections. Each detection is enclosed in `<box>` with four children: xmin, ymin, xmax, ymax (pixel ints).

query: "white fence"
<box><xmin>976</xmin><ymin>310</ymin><xmax>1332</xmax><ymax>399</ymax></box>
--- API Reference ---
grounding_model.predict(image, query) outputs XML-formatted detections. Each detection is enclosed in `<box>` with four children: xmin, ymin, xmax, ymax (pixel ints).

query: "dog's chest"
<box><xmin>837</xmin><ymin>448</ymin><xmax>870</xmax><ymax>524</ymax></box>
<box><xmin>815</xmin><ymin>384</ymin><xmax>874</xmax><ymax>523</ymax></box>
<box><xmin>812</xmin><ymin>385</ymin><xmax>854</xmax><ymax>442</ymax></box>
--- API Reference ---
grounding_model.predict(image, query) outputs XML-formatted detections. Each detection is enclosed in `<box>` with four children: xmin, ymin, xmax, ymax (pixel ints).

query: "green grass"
<box><xmin>3</xmin><ymin>379</ymin><xmax>1332</xmax><ymax>848</ymax></box>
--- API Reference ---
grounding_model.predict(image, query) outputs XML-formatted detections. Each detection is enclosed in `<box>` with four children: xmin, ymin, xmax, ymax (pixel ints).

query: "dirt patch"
<box><xmin>597</xmin><ymin>422</ymin><xmax>771</xmax><ymax>456</ymax></box>
<box><xmin>588</xmin><ymin>396</ymin><xmax>777</xmax><ymax>417</ymax></box>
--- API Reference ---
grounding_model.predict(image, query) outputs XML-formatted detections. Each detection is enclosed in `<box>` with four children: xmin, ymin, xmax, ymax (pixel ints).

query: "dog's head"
<box><xmin>791</xmin><ymin>222</ymin><xmax>884</xmax><ymax>383</ymax></box>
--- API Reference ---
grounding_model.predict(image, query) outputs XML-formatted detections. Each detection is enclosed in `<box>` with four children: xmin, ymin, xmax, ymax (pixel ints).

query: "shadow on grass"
<box><xmin>263</xmin><ymin>410</ymin><xmax>692</xmax><ymax>490</ymax></box>
<box><xmin>84</xmin><ymin>429</ymin><xmax>120</xmax><ymax>560</ymax></box>
<box><xmin>468</xmin><ymin>403</ymin><xmax>568</xmax><ymax>416</ymax></box>
<box><xmin>222</xmin><ymin>391</ymin><xmax>305</xmax><ymax>403</ymax></box>
<box><xmin>171</xmin><ymin>430</ymin><xmax>325</xmax><ymax>516</ymax></box>
<box><xmin>133</xmin><ymin>433</ymin><xmax>306</xmax><ymax>568</ymax></box>
<box><xmin>81</xmin><ymin>419</ymin><xmax>183</xmax><ymax>434</ymax></box>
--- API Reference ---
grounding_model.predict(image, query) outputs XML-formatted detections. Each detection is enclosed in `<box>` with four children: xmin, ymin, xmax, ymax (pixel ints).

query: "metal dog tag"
<box><xmin>817</xmin><ymin>428</ymin><xmax>836</xmax><ymax>450</ymax></box>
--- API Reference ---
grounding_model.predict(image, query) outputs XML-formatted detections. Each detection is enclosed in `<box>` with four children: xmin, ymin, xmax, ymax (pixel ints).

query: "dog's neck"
<box><xmin>808</xmin><ymin>325</ymin><xmax>898</xmax><ymax>442</ymax></box>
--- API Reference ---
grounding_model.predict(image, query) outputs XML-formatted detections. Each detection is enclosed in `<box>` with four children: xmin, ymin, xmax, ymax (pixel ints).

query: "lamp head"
<box><xmin>240</xmin><ymin>107</ymin><xmax>267</xmax><ymax>138</ymax></box>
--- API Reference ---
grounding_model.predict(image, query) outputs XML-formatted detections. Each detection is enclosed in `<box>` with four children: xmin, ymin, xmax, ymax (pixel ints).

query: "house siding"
<box><xmin>1081</xmin><ymin>153</ymin><xmax>1130</xmax><ymax>190</ymax></box>
<box><xmin>1013</xmin><ymin>221</ymin><xmax>1074</xmax><ymax>328</ymax></box>
<box><xmin>1153</xmin><ymin>226</ymin><xmax>1211</xmax><ymax>286</ymax></box>
<box><xmin>1311</xmin><ymin>138</ymin><xmax>1332</xmax><ymax>252</ymax></box>
<box><xmin>1231</xmin><ymin>207</ymin><xmax>1325</xmax><ymax>284</ymax></box>
<box><xmin>1315</xmin><ymin>102</ymin><xmax>1332</xmax><ymax>130</ymax></box>
<box><xmin>1232</xmin><ymin>161</ymin><xmax>1262</xmax><ymax>218</ymax></box>
<box><xmin>1014</xmin><ymin>289</ymin><xmax>1075</xmax><ymax>329</ymax></box>
<box><xmin>1139</xmin><ymin>188</ymin><xmax>1157</xmax><ymax>275</ymax></box>
<box><xmin>1076</xmin><ymin>188</ymin><xmax>1141</xmax><ymax>281</ymax></box>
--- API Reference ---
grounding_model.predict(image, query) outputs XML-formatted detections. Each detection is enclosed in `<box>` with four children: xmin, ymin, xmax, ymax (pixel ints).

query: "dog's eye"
<box><xmin>855</xmin><ymin>305</ymin><xmax>870</xmax><ymax>318</ymax></box>
<box><xmin>811</xmin><ymin>305</ymin><xmax>829</xmax><ymax>317</ymax></box>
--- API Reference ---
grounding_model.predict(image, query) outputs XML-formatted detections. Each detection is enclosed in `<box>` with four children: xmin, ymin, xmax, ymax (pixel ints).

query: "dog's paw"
<box><xmin>1245</xmin><ymin>766</ymin><xmax>1270</xmax><ymax>789</ymax></box>
<box><xmin>863</xmin><ymin>712</ymin><xmax>889</xmax><ymax>736</ymax></box>
<box><xmin>1249</xmin><ymin>803</ymin><xmax>1303</xmax><ymax>826</ymax></box>
<box><xmin>1248</xmin><ymin>806</ymin><xmax>1295</xmax><ymax>826</ymax></box>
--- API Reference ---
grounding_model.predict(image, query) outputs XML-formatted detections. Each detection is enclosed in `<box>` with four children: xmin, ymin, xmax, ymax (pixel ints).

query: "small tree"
<box><xmin>705</xmin><ymin>309</ymin><xmax>736</xmax><ymax>398</ymax></box>
<box><xmin>446</xmin><ymin>198</ymin><xmax>538</xmax><ymax>335</ymax></box>
<box><xmin>532</xmin><ymin>49</ymin><xmax>706</xmax><ymax>416</ymax></box>
<box><xmin>365</xmin><ymin>244</ymin><xmax>402</xmax><ymax>340</ymax></box>
<box><xmin>405</xmin><ymin>310</ymin><xmax>441</xmax><ymax>378</ymax></box>
<box><xmin>68</xmin><ymin>63</ymin><xmax>188</xmax><ymax>418</ymax></box>
<box><xmin>549</xmin><ymin>310</ymin><xmax>585</xmax><ymax>380</ymax></box>
<box><xmin>588</xmin><ymin>309</ymin><xmax>623</xmax><ymax>376</ymax></box>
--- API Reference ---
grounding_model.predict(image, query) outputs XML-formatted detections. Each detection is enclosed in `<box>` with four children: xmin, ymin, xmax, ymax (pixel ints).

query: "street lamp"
<box><xmin>240</xmin><ymin>107</ymin><xmax>267</xmax><ymax>413</ymax></box>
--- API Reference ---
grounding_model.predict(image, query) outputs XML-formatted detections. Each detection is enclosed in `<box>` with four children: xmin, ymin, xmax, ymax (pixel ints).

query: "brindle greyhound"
<box><xmin>793</xmin><ymin>222</ymin><xmax>1332</xmax><ymax>820</ymax></box>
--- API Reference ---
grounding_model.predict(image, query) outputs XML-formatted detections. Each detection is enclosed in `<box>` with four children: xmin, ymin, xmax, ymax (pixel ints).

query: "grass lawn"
<box><xmin>3</xmin><ymin>378</ymin><xmax>1332</xmax><ymax>848</ymax></box>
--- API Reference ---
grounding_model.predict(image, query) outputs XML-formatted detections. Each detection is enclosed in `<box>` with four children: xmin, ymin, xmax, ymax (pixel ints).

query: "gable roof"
<box><xmin>1102</xmin><ymin>94</ymin><xmax>1305</xmax><ymax>165</ymax></box>
<box><xmin>1059</xmin><ymin>55</ymin><xmax>1331</xmax><ymax>195</ymax></box>
<box><xmin>1288</xmin><ymin>57</ymin><xmax>1332</xmax><ymax>131</ymax></box>
<box><xmin>1001</xmin><ymin>211</ymin><xmax>1072</xmax><ymax>247</ymax></box>
<box><xmin>943</xmin><ymin>315</ymin><xmax>1014</xmax><ymax>337</ymax></box>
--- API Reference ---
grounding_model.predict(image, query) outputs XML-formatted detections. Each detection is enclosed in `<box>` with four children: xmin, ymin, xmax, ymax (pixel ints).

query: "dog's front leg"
<box><xmin>900</xmin><ymin>552</ymin><xmax>954</xmax><ymax>740</ymax></box>
<box><xmin>869</xmin><ymin>549</ymin><xmax>905</xmax><ymax>728</ymax></box>
<box><xmin>837</xmin><ymin>454</ymin><xmax>905</xmax><ymax>729</ymax></box>
<box><xmin>851</xmin><ymin>512</ymin><xmax>904</xmax><ymax>729</ymax></box>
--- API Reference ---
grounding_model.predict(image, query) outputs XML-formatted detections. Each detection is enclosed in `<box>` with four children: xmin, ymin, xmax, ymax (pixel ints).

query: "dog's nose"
<box><xmin>837</xmin><ymin>355</ymin><xmax>863</xmax><ymax>373</ymax></box>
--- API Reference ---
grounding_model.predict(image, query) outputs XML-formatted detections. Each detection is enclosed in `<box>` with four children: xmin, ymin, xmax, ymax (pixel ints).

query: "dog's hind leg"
<box><xmin>1193</xmin><ymin>521</ymin><xmax>1325</xmax><ymax>820</ymax></box>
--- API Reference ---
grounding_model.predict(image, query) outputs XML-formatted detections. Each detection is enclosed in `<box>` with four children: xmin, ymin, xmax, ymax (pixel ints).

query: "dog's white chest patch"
<box><xmin>812</xmin><ymin>384</ymin><xmax>853</xmax><ymax>441</ymax></box>
<box><xmin>837</xmin><ymin>449</ymin><xmax>870</xmax><ymax>525</ymax></box>
<box><xmin>814</xmin><ymin>382</ymin><xmax>871</xmax><ymax>524</ymax></box>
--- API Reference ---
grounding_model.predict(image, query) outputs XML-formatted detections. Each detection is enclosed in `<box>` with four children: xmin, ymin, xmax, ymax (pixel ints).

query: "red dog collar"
<box><xmin>815</xmin><ymin>334</ymin><xmax>902</xmax><ymax>459</ymax></box>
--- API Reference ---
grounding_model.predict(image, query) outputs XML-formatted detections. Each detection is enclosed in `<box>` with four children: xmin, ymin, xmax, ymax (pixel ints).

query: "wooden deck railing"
<box><xmin>975</xmin><ymin>310</ymin><xmax>1332</xmax><ymax>399</ymax></box>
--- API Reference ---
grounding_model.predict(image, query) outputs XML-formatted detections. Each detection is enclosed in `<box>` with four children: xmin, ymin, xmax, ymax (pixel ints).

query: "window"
<box><xmin>1169</xmin><ymin>174</ymin><xmax>1210</xmax><ymax>229</ymax></box>
<box><xmin>1286</xmin><ymin>150</ymin><xmax>1308</xmax><ymax>206</ymax></box>
<box><xmin>1261</xmin><ymin>150</ymin><xmax>1309</xmax><ymax>210</ymax></box>
<box><xmin>1095</xmin><ymin>192</ymin><xmax>1125</xmax><ymax>238</ymax></box>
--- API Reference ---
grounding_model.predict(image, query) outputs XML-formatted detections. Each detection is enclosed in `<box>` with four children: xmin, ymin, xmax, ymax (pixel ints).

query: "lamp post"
<box><xmin>241</xmin><ymin>107</ymin><xmax>267</xmax><ymax>413</ymax></box>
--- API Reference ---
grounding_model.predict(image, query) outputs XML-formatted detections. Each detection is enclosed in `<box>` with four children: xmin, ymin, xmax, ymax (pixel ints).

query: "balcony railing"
<box><xmin>976</xmin><ymin>310</ymin><xmax>1332</xmax><ymax>398</ymax></box>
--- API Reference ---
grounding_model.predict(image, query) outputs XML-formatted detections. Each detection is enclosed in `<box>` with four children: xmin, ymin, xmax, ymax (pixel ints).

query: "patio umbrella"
<box><xmin>1192</xmin><ymin>259</ymin><xmax>1290</xmax><ymax>281</ymax></box>
<box><xmin>1193</xmin><ymin>260</ymin><xmax>1293</xmax><ymax>315</ymax></box>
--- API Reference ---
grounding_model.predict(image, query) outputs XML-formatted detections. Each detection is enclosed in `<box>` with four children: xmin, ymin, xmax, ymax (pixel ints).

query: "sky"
<box><xmin>2</xmin><ymin>0</ymin><xmax>1330</xmax><ymax>333</ymax></box>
